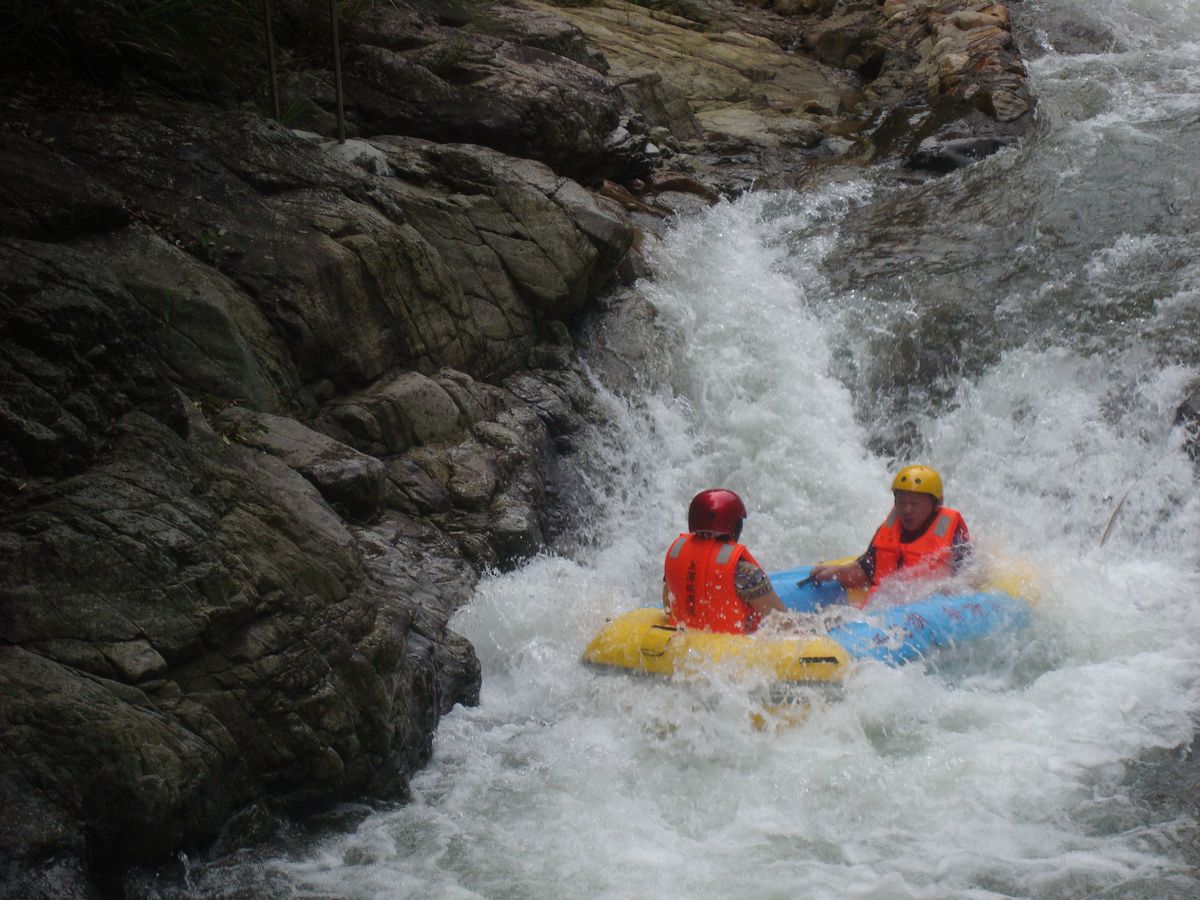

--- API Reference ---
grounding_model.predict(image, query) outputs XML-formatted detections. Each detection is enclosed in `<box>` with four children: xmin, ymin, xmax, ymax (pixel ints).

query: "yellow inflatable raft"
<box><xmin>582</xmin><ymin>607</ymin><xmax>851</xmax><ymax>683</ymax></box>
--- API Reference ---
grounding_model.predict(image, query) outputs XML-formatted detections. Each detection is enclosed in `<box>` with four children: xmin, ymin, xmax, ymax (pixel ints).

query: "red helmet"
<box><xmin>688</xmin><ymin>489</ymin><xmax>747</xmax><ymax>538</ymax></box>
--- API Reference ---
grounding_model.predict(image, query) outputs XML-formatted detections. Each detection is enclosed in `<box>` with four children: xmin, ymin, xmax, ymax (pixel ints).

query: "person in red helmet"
<box><xmin>810</xmin><ymin>465</ymin><xmax>971</xmax><ymax>603</ymax></box>
<box><xmin>662</xmin><ymin>488</ymin><xmax>789</xmax><ymax>634</ymax></box>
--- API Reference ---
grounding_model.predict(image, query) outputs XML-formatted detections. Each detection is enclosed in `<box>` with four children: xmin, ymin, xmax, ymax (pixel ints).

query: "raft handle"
<box><xmin>641</xmin><ymin>624</ymin><xmax>678</xmax><ymax>658</ymax></box>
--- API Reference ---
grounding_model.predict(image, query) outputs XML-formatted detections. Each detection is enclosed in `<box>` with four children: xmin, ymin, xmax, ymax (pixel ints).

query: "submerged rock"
<box><xmin>908</xmin><ymin>135</ymin><xmax>1017</xmax><ymax>173</ymax></box>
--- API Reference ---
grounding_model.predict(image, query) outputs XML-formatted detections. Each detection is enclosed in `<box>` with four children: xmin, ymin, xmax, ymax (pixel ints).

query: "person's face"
<box><xmin>892</xmin><ymin>490</ymin><xmax>937</xmax><ymax>531</ymax></box>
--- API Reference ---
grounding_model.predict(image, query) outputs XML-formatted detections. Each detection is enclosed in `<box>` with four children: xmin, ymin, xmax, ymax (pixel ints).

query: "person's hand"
<box><xmin>809</xmin><ymin>565</ymin><xmax>837</xmax><ymax>584</ymax></box>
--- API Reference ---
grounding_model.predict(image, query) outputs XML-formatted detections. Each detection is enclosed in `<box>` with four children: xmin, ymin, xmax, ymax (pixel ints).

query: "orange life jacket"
<box><xmin>663</xmin><ymin>533</ymin><xmax>763</xmax><ymax>634</ymax></box>
<box><xmin>869</xmin><ymin>506</ymin><xmax>968</xmax><ymax>593</ymax></box>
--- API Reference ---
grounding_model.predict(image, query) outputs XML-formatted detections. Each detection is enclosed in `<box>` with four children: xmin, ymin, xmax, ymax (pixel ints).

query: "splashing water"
<box><xmin>167</xmin><ymin>1</ymin><xmax>1200</xmax><ymax>897</ymax></box>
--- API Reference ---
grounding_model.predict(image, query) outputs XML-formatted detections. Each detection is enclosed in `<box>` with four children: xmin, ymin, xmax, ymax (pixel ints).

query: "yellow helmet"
<box><xmin>891</xmin><ymin>465</ymin><xmax>943</xmax><ymax>502</ymax></box>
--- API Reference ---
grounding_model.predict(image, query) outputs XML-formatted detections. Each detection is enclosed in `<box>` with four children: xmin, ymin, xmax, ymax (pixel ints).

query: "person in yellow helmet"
<box><xmin>809</xmin><ymin>465</ymin><xmax>971</xmax><ymax>603</ymax></box>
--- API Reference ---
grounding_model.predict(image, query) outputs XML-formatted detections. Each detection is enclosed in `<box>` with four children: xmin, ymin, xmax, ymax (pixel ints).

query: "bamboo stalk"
<box><xmin>263</xmin><ymin>0</ymin><xmax>280</xmax><ymax>120</ymax></box>
<box><xmin>330</xmin><ymin>0</ymin><xmax>346</xmax><ymax>142</ymax></box>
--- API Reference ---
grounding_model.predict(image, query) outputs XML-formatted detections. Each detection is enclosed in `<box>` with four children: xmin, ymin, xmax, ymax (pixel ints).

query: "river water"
<box><xmin>166</xmin><ymin>0</ymin><xmax>1200</xmax><ymax>896</ymax></box>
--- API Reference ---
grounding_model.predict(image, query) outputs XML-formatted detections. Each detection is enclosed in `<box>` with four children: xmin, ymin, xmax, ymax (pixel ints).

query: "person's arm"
<box><xmin>662</xmin><ymin>579</ymin><xmax>672</xmax><ymax>615</ymax></box>
<box><xmin>735</xmin><ymin>561</ymin><xmax>788</xmax><ymax>615</ymax></box>
<box><xmin>747</xmin><ymin>587</ymin><xmax>788</xmax><ymax>616</ymax></box>
<box><xmin>810</xmin><ymin>558</ymin><xmax>871</xmax><ymax>589</ymax></box>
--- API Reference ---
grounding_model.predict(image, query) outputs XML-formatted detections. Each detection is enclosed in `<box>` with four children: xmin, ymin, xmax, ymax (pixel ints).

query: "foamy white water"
<box><xmin>176</xmin><ymin>2</ymin><xmax>1200</xmax><ymax>897</ymax></box>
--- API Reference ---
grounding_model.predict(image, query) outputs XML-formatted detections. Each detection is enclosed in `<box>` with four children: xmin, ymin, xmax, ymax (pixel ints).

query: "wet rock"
<box><xmin>340</xmin><ymin>5</ymin><xmax>645</xmax><ymax>183</ymax></box>
<box><xmin>76</xmin><ymin>225</ymin><xmax>294</xmax><ymax>413</ymax></box>
<box><xmin>908</xmin><ymin>135</ymin><xmax>1015</xmax><ymax>172</ymax></box>
<box><xmin>320</xmin><ymin>137</ymin><xmax>395</xmax><ymax>177</ymax></box>
<box><xmin>0</xmin><ymin>0</ymin><xmax>1046</xmax><ymax>891</ymax></box>
<box><xmin>445</xmin><ymin>443</ymin><xmax>501</xmax><ymax>510</ymax></box>
<box><xmin>0</xmin><ymin>240</ymin><xmax>188</xmax><ymax>491</ymax></box>
<box><xmin>1011</xmin><ymin>9</ymin><xmax>1126</xmax><ymax>59</ymax></box>
<box><xmin>8</xmin><ymin>99</ymin><xmax>634</xmax><ymax>390</ymax></box>
<box><xmin>374</xmin><ymin>370</ymin><xmax>562</xmax><ymax>566</ymax></box>
<box><xmin>322</xmin><ymin>371</ymin><xmax>467</xmax><ymax>457</ymax></box>
<box><xmin>767</xmin><ymin>118</ymin><xmax>828</xmax><ymax>149</ymax></box>
<box><xmin>363</xmin><ymin>136</ymin><xmax>634</xmax><ymax>369</ymax></box>
<box><xmin>803</xmin><ymin>11</ymin><xmax>887</xmax><ymax>76</ymax></box>
<box><xmin>644</xmin><ymin>171</ymin><xmax>722</xmax><ymax>205</ymax></box>
<box><xmin>486</xmin><ymin>497</ymin><xmax>545</xmax><ymax>564</ymax></box>
<box><xmin>545</xmin><ymin>0</ymin><xmax>846</xmax><ymax>154</ymax></box>
<box><xmin>215</xmin><ymin>407</ymin><xmax>388</xmax><ymax>522</ymax></box>
<box><xmin>484</xmin><ymin>3</ymin><xmax>610</xmax><ymax>73</ymax></box>
<box><xmin>0</xmin><ymin>398</ymin><xmax>484</xmax><ymax>887</ymax></box>
<box><xmin>209</xmin><ymin>802</ymin><xmax>284</xmax><ymax>857</ymax></box>
<box><xmin>986</xmin><ymin>88</ymin><xmax>1031</xmax><ymax>122</ymax></box>
<box><xmin>504</xmin><ymin>370</ymin><xmax>588</xmax><ymax>439</ymax></box>
<box><xmin>2</xmin><ymin>89</ymin><xmax>620</xmax><ymax>892</ymax></box>
<box><xmin>535</xmin><ymin>0</ymin><xmax>1035</xmax><ymax>185</ymax></box>
<box><xmin>617</xmin><ymin>72</ymin><xmax>704</xmax><ymax>142</ymax></box>
<box><xmin>386</xmin><ymin>453</ymin><xmax>453</xmax><ymax>515</ymax></box>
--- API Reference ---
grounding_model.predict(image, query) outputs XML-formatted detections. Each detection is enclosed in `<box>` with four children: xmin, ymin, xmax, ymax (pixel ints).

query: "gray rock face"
<box><xmin>215</xmin><ymin>408</ymin><xmax>389</xmax><ymax>521</ymax></box>
<box><xmin>341</xmin><ymin>5</ymin><xmax>647</xmax><ymax>183</ymax></box>
<box><xmin>0</xmin><ymin>93</ymin><xmax>627</xmax><ymax>894</ymax></box>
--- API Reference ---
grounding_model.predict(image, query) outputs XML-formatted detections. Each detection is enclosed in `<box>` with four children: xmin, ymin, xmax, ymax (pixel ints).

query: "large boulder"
<box><xmin>215</xmin><ymin>407</ymin><xmax>389</xmax><ymax>521</ymax></box>
<box><xmin>76</xmin><ymin>226</ymin><xmax>296</xmax><ymax>413</ymax></box>
<box><xmin>7</xmin><ymin>98</ymin><xmax>634</xmax><ymax>394</ymax></box>
<box><xmin>0</xmin><ymin>239</ymin><xmax>188</xmax><ymax>489</ymax></box>
<box><xmin>371</xmin><ymin>136</ymin><xmax>635</xmax><ymax>341</ymax></box>
<box><xmin>339</xmin><ymin>3</ymin><xmax>648</xmax><ymax>183</ymax></box>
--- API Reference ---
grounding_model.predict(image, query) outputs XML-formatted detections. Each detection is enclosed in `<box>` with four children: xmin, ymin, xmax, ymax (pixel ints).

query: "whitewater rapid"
<box><xmin>167</xmin><ymin>0</ymin><xmax>1200</xmax><ymax>896</ymax></box>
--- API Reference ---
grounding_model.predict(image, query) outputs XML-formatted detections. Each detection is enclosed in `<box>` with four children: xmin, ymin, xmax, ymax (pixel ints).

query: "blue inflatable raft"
<box><xmin>770</xmin><ymin>565</ymin><xmax>1032</xmax><ymax>666</ymax></box>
